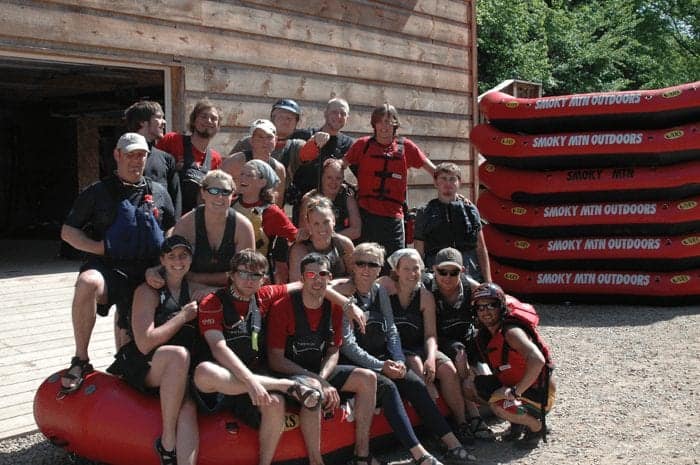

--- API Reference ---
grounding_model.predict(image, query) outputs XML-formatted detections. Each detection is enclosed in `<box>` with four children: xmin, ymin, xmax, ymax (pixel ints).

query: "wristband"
<box><xmin>342</xmin><ymin>297</ymin><xmax>355</xmax><ymax>313</ymax></box>
<box><xmin>510</xmin><ymin>386</ymin><xmax>519</xmax><ymax>397</ymax></box>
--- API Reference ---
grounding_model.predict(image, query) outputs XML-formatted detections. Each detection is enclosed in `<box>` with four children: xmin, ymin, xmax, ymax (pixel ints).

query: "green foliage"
<box><xmin>476</xmin><ymin>0</ymin><xmax>700</xmax><ymax>94</ymax></box>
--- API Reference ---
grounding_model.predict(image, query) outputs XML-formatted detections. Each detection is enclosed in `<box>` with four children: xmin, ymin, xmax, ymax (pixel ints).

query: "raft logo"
<box><xmin>500</xmin><ymin>137</ymin><xmax>516</xmax><ymax>146</ymax></box>
<box><xmin>681</xmin><ymin>236</ymin><xmax>700</xmax><ymax>246</ymax></box>
<box><xmin>511</xmin><ymin>207</ymin><xmax>527</xmax><ymax>215</ymax></box>
<box><xmin>485</xmin><ymin>164</ymin><xmax>496</xmax><ymax>173</ymax></box>
<box><xmin>678</xmin><ymin>200</ymin><xmax>698</xmax><ymax>210</ymax></box>
<box><xmin>670</xmin><ymin>275</ymin><xmax>690</xmax><ymax>284</ymax></box>
<box><xmin>284</xmin><ymin>413</ymin><xmax>300</xmax><ymax>430</ymax></box>
<box><xmin>503</xmin><ymin>272</ymin><xmax>520</xmax><ymax>281</ymax></box>
<box><xmin>514</xmin><ymin>240</ymin><xmax>530</xmax><ymax>249</ymax></box>
<box><xmin>662</xmin><ymin>89</ymin><xmax>682</xmax><ymax>98</ymax></box>
<box><xmin>664</xmin><ymin>130</ymin><xmax>684</xmax><ymax>140</ymax></box>
<box><xmin>505</xmin><ymin>101</ymin><xmax>519</xmax><ymax>109</ymax></box>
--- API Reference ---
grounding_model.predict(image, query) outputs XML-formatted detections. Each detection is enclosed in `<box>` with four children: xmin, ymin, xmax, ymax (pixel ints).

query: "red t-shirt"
<box><xmin>266</xmin><ymin>289</ymin><xmax>344</xmax><ymax>351</ymax></box>
<box><xmin>156</xmin><ymin>132</ymin><xmax>222</xmax><ymax>169</ymax></box>
<box><xmin>198</xmin><ymin>284</ymin><xmax>287</xmax><ymax>336</ymax></box>
<box><xmin>238</xmin><ymin>200</ymin><xmax>298</xmax><ymax>242</ymax></box>
<box><xmin>344</xmin><ymin>136</ymin><xmax>427</xmax><ymax>218</ymax></box>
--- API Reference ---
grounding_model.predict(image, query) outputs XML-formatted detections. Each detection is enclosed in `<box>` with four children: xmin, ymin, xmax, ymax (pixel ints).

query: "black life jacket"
<box><xmin>390</xmin><ymin>287</ymin><xmax>423</xmax><ymax>350</ymax></box>
<box><xmin>180</xmin><ymin>135</ymin><xmax>212</xmax><ymax>213</ymax></box>
<box><xmin>284</xmin><ymin>291</ymin><xmax>333</xmax><ymax>373</ymax></box>
<box><xmin>432</xmin><ymin>276</ymin><xmax>477</xmax><ymax>344</ymax></box>
<box><xmin>191</xmin><ymin>205</ymin><xmax>238</xmax><ymax>273</ymax></box>
<box><xmin>302</xmin><ymin>235</ymin><xmax>346</xmax><ymax>277</ymax></box>
<box><xmin>214</xmin><ymin>288</ymin><xmax>264</xmax><ymax>367</ymax></box>
<box><xmin>154</xmin><ymin>280</ymin><xmax>197</xmax><ymax>351</ymax></box>
<box><xmin>420</xmin><ymin>198</ymin><xmax>480</xmax><ymax>257</ymax></box>
<box><xmin>353</xmin><ymin>286</ymin><xmax>389</xmax><ymax>359</ymax></box>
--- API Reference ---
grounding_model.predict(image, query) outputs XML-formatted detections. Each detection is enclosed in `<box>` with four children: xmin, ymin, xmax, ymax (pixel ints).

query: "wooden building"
<box><xmin>0</xmin><ymin>0</ymin><xmax>477</xmax><ymax>238</ymax></box>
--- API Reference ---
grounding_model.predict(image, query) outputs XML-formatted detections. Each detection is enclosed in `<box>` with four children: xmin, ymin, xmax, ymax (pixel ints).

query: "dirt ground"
<box><xmin>1</xmin><ymin>302</ymin><xmax>698</xmax><ymax>465</ymax></box>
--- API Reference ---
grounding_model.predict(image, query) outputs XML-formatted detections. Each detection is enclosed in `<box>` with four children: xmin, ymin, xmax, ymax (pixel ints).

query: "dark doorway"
<box><xmin>0</xmin><ymin>58</ymin><xmax>164</xmax><ymax>241</ymax></box>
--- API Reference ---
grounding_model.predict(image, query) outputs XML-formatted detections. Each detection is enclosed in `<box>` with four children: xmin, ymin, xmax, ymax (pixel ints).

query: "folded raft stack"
<box><xmin>474</xmin><ymin>81</ymin><xmax>700</xmax><ymax>304</ymax></box>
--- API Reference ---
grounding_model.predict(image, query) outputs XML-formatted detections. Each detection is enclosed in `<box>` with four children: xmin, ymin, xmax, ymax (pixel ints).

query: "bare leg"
<box><xmin>491</xmin><ymin>403</ymin><xmax>541</xmax><ymax>431</ymax></box>
<box><xmin>257</xmin><ymin>393</ymin><xmax>286</xmax><ymax>465</ymax></box>
<box><xmin>71</xmin><ymin>270</ymin><xmax>106</xmax><ymax>361</ymax></box>
<box><xmin>339</xmin><ymin>369</ymin><xmax>377</xmax><ymax>460</ymax></box>
<box><xmin>299</xmin><ymin>405</ymin><xmax>324</xmax><ymax>465</ymax></box>
<box><xmin>145</xmin><ymin>345</ymin><xmax>190</xmax><ymax>452</ymax></box>
<box><xmin>176</xmin><ymin>398</ymin><xmax>199</xmax><ymax>465</ymax></box>
<box><xmin>436</xmin><ymin>361</ymin><xmax>467</xmax><ymax>424</ymax></box>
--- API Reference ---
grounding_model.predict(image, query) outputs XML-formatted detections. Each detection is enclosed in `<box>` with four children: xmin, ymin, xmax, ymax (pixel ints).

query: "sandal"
<box><xmin>154</xmin><ymin>437</ymin><xmax>177</xmax><ymax>465</ymax></box>
<box><xmin>59</xmin><ymin>357</ymin><xmax>93</xmax><ymax>395</ymax></box>
<box><xmin>454</xmin><ymin>422</ymin><xmax>475</xmax><ymax>446</ymax></box>
<box><xmin>414</xmin><ymin>454</ymin><xmax>444</xmax><ymax>465</ymax></box>
<box><xmin>287</xmin><ymin>379</ymin><xmax>322</xmax><ymax>410</ymax></box>
<box><xmin>502</xmin><ymin>422</ymin><xmax>526</xmax><ymax>441</ymax></box>
<box><xmin>442</xmin><ymin>446</ymin><xmax>477</xmax><ymax>464</ymax></box>
<box><xmin>469</xmin><ymin>416</ymin><xmax>496</xmax><ymax>440</ymax></box>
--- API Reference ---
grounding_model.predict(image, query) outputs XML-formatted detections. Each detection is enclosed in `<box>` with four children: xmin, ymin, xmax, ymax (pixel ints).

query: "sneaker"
<box><xmin>514</xmin><ymin>427</ymin><xmax>544</xmax><ymax>449</ymax></box>
<box><xmin>501</xmin><ymin>423</ymin><xmax>525</xmax><ymax>441</ymax></box>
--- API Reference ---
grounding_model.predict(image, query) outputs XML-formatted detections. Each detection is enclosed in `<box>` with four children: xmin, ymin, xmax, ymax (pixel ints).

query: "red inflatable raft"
<box><xmin>34</xmin><ymin>371</ymin><xmax>436</xmax><ymax>465</ymax></box>
<box><xmin>471</xmin><ymin>122</ymin><xmax>700</xmax><ymax>169</ymax></box>
<box><xmin>477</xmin><ymin>190</ymin><xmax>700</xmax><ymax>237</ymax></box>
<box><xmin>480</xmin><ymin>81</ymin><xmax>700</xmax><ymax>133</ymax></box>
<box><xmin>491</xmin><ymin>259</ymin><xmax>700</xmax><ymax>305</ymax></box>
<box><xmin>479</xmin><ymin>160</ymin><xmax>700</xmax><ymax>204</ymax></box>
<box><xmin>483</xmin><ymin>224</ymin><xmax>700</xmax><ymax>271</ymax></box>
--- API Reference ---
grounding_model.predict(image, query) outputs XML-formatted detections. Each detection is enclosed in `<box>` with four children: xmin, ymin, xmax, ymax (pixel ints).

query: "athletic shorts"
<box><xmin>79</xmin><ymin>258</ymin><xmax>141</xmax><ymax>329</ymax></box>
<box><xmin>403</xmin><ymin>348</ymin><xmax>452</xmax><ymax>367</ymax></box>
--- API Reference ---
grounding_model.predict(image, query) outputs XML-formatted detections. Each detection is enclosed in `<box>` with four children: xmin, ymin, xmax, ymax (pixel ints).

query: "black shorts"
<box><xmin>79</xmin><ymin>258</ymin><xmax>141</xmax><ymax>329</ymax></box>
<box><xmin>106</xmin><ymin>341</ymin><xmax>157</xmax><ymax>395</ymax></box>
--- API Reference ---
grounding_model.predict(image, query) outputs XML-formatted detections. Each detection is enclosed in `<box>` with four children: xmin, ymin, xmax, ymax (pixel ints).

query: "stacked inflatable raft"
<box><xmin>475</xmin><ymin>81</ymin><xmax>700</xmax><ymax>304</ymax></box>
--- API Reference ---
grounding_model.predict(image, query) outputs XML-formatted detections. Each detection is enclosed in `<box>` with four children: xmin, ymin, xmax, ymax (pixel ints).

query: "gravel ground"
<box><xmin>2</xmin><ymin>303</ymin><xmax>698</xmax><ymax>465</ymax></box>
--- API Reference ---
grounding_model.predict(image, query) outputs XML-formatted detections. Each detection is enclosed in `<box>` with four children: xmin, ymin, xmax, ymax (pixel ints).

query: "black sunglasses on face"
<box><xmin>475</xmin><ymin>302</ymin><xmax>500</xmax><ymax>312</ymax></box>
<box><xmin>436</xmin><ymin>268</ymin><xmax>460</xmax><ymax>277</ymax></box>
<box><xmin>204</xmin><ymin>187</ymin><xmax>233</xmax><ymax>196</ymax></box>
<box><xmin>355</xmin><ymin>260</ymin><xmax>381</xmax><ymax>269</ymax></box>
<box><xmin>236</xmin><ymin>269</ymin><xmax>264</xmax><ymax>280</ymax></box>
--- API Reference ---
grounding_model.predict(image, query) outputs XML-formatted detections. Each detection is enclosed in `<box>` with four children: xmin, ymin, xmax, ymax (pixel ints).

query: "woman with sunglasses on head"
<box><xmin>289</xmin><ymin>197</ymin><xmax>354</xmax><ymax>281</ymax></box>
<box><xmin>107</xmin><ymin>235</ymin><xmax>204</xmax><ymax>465</ymax></box>
<box><xmin>232</xmin><ymin>159</ymin><xmax>298</xmax><ymax>283</ymax></box>
<box><xmin>333</xmin><ymin>244</ymin><xmax>476</xmax><ymax>465</ymax></box>
<box><xmin>147</xmin><ymin>170</ymin><xmax>255</xmax><ymax>290</ymax></box>
<box><xmin>423</xmin><ymin>248</ymin><xmax>495</xmax><ymax>442</ymax></box>
<box><xmin>298</xmin><ymin>158</ymin><xmax>361</xmax><ymax>241</ymax></box>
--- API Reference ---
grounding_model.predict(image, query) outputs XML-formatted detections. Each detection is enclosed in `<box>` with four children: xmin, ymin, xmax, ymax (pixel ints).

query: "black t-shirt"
<box><xmin>64</xmin><ymin>174</ymin><xmax>176</xmax><ymax>241</ymax></box>
<box><xmin>145</xmin><ymin>146</ymin><xmax>181</xmax><ymax>218</ymax></box>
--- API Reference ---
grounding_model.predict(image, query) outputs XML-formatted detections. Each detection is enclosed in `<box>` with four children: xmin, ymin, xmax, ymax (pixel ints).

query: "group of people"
<box><xmin>58</xmin><ymin>96</ymin><xmax>555</xmax><ymax>465</ymax></box>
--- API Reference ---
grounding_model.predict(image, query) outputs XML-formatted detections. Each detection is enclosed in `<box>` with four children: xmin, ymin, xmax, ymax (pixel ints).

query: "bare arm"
<box><xmin>287</xmin><ymin>242</ymin><xmax>308</xmax><ymax>282</ymax></box>
<box><xmin>337</xmin><ymin>195</ymin><xmax>361</xmax><ymax>240</ymax></box>
<box><xmin>422</xmin><ymin>158</ymin><xmax>436</xmax><ymax>176</ymax></box>
<box><xmin>475</xmin><ymin>230</ymin><xmax>492</xmax><ymax>282</ymax></box>
<box><xmin>273</xmin><ymin>164</ymin><xmax>286</xmax><ymax>208</ymax></box>
<box><xmin>504</xmin><ymin>326</ymin><xmax>546</xmax><ymax>396</ymax></box>
<box><xmin>413</xmin><ymin>239</ymin><xmax>425</xmax><ymax>259</ymax></box>
<box><xmin>61</xmin><ymin>224</ymin><xmax>104</xmax><ymax>256</ymax></box>
<box><xmin>234</xmin><ymin>212</ymin><xmax>256</xmax><ymax>251</ymax></box>
<box><xmin>421</xmin><ymin>287</ymin><xmax>438</xmax><ymax>383</ymax></box>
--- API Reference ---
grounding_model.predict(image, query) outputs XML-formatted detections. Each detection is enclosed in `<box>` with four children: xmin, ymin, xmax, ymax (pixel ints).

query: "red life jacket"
<box><xmin>356</xmin><ymin>137</ymin><xmax>407</xmax><ymax>216</ymax></box>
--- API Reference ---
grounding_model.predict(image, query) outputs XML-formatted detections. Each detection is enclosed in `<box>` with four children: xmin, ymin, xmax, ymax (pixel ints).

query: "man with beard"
<box><xmin>124</xmin><ymin>101</ymin><xmax>182</xmax><ymax>218</ymax></box>
<box><xmin>157</xmin><ymin>99</ymin><xmax>223</xmax><ymax>214</ymax></box>
<box><xmin>59</xmin><ymin>132</ymin><xmax>175</xmax><ymax>396</ymax></box>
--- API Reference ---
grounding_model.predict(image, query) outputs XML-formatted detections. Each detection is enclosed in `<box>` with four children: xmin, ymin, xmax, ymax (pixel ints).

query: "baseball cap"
<box><xmin>116</xmin><ymin>132</ymin><xmax>150</xmax><ymax>153</ymax></box>
<box><xmin>161</xmin><ymin>235</ymin><xmax>192</xmax><ymax>254</ymax></box>
<box><xmin>272</xmin><ymin>98</ymin><xmax>301</xmax><ymax>116</ymax></box>
<box><xmin>249</xmin><ymin>119</ymin><xmax>277</xmax><ymax>137</ymax></box>
<box><xmin>434</xmin><ymin>247</ymin><xmax>463</xmax><ymax>269</ymax></box>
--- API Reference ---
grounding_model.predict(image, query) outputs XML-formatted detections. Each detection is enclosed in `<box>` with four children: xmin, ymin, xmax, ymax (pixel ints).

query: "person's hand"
<box><xmin>347</xmin><ymin>303</ymin><xmax>366</xmax><ymax>333</ymax></box>
<box><xmin>313</xmin><ymin>131</ymin><xmax>331</xmax><ymax>149</ymax></box>
<box><xmin>145</xmin><ymin>266</ymin><xmax>166</xmax><ymax>289</ymax></box>
<box><xmin>423</xmin><ymin>358</ymin><xmax>436</xmax><ymax>384</ymax></box>
<box><xmin>246</xmin><ymin>378</ymin><xmax>273</xmax><ymax>406</ymax></box>
<box><xmin>382</xmin><ymin>360</ymin><xmax>405</xmax><ymax>379</ymax></box>
<box><xmin>321</xmin><ymin>382</ymin><xmax>340</xmax><ymax>413</ymax></box>
<box><xmin>180</xmin><ymin>300</ymin><xmax>198</xmax><ymax>321</ymax></box>
<box><xmin>455</xmin><ymin>349</ymin><xmax>469</xmax><ymax>378</ymax></box>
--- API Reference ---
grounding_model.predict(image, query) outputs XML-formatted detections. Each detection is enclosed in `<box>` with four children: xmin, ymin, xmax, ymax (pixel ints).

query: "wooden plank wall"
<box><xmin>0</xmin><ymin>0</ymin><xmax>476</xmax><ymax>205</ymax></box>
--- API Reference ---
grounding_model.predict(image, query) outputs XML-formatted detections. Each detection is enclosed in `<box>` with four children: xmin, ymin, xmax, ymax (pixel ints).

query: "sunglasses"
<box><xmin>204</xmin><ymin>187</ymin><xmax>233</xmax><ymax>196</ymax></box>
<box><xmin>474</xmin><ymin>302</ymin><xmax>500</xmax><ymax>312</ymax></box>
<box><xmin>355</xmin><ymin>260</ymin><xmax>381</xmax><ymax>269</ymax></box>
<box><xmin>236</xmin><ymin>269</ymin><xmax>264</xmax><ymax>280</ymax></box>
<box><xmin>436</xmin><ymin>268</ymin><xmax>460</xmax><ymax>277</ymax></box>
<box><xmin>303</xmin><ymin>270</ymin><xmax>332</xmax><ymax>279</ymax></box>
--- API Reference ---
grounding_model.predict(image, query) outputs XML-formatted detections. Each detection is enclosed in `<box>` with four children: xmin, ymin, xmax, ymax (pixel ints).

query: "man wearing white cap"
<box><xmin>59</xmin><ymin>132</ymin><xmax>176</xmax><ymax>396</ymax></box>
<box><xmin>223</xmin><ymin>119</ymin><xmax>287</xmax><ymax>207</ymax></box>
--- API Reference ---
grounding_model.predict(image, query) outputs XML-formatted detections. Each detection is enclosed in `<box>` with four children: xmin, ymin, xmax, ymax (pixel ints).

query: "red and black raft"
<box><xmin>490</xmin><ymin>259</ymin><xmax>700</xmax><ymax>305</ymax></box>
<box><xmin>479</xmin><ymin>81</ymin><xmax>700</xmax><ymax>133</ymax></box>
<box><xmin>471</xmin><ymin>122</ymin><xmax>700</xmax><ymax>169</ymax></box>
<box><xmin>483</xmin><ymin>224</ymin><xmax>700</xmax><ymax>271</ymax></box>
<box><xmin>34</xmin><ymin>370</ymin><xmax>438</xmax><ymax>465</ymax></box>
<box><xmin>477</xmin><ymin>190</ymin><xmax>700</xmax><ymax>238</ymax></box>
<box><xmin>478</xmin><ymin>160</ymin><xmax>700</xmax><ymax>204</ymax></box>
